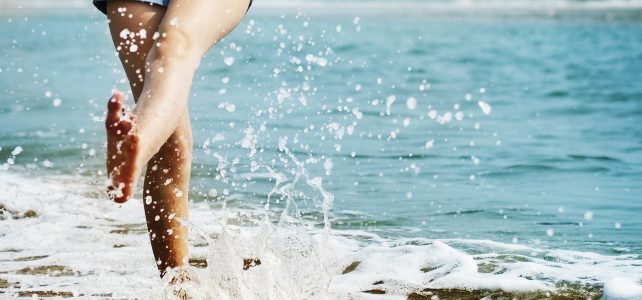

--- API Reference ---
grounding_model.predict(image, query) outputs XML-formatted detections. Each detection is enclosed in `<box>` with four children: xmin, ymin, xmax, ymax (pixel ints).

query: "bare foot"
<box><xmin>105</xmin><ymin>91</ymin><xmax>141</xmax><ymax>203</ymax></box>
<box><xmin>166</xmin><ymin>267</ymin><xmax>198</xmax><ymax>300</ymax></box>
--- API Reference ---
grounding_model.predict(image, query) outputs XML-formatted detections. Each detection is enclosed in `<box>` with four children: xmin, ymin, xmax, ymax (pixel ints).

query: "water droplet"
<box><xmin>11</xmin><ymin>146</ymin><xmax>23</xmax><ymax>156</ymax></box>
<box><xmin>224</xmin><ymin>57</ymin><xmax>235</xmax><ymax>66</ymax></box>
<box><xmin>478</xmin><ymin>101</ymin><xmax>492</xmax><ymax>115</ymax></box>
<box><xmin>323</xmin><ymin>159</ymin><xmax>333</xmax><ymax>176</ymax></box>
<box><xmin>119</xmin><ymin>28</ymin><xmax>130</xmax><ymax>39</ymax></box>
<box><xmin>406</xmin><ymin>97</ymin><xmax>417</xmax><ymax>110</ymax></box>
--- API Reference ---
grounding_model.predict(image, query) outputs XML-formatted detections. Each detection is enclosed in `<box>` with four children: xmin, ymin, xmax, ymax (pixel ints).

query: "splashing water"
<box><xmin>166</xmin><ymin>140</ymin><xmax>336</xmax><ymax>299</ymax></box>
<box><xmin>2</xmin><ymin>4</ymin><xmax>642</xmax><ymax>299</ymax></box>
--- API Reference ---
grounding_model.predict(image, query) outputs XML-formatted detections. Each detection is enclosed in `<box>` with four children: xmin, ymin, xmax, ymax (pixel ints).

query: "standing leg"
<box><xmin>105</xmin><ymin>0</ymin><xmax>192</xmax><ymax>276</ymax></box>
<box><xmin>142</xmin><ymin>119</ymin><xmax>192</xmax><ymax>276</ymax></box>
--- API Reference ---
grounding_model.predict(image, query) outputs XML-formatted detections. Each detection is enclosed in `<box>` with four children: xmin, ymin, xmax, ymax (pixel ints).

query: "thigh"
<box><xmin>158</xmin><ymin>0</ymin><xmax>251</xmax><ymax>57</ymax></box>
<box><xmin>107</xmin><ymin>0</ymin><xmax>167</xmax><ymax>100</ymax></box>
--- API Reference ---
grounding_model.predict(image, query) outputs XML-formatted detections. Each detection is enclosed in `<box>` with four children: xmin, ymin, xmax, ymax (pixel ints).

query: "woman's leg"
<box><xmin>106</xmin><ymin>0</ymin><xmax>250</xmax><ymax>203</ymax></box>
<box><xmin>105</xmin><ymin>1</ymin><xmax>191</xmax><ymax>276</ymax></box>
<box><xmin>105</xmin><ymin>0</ymin><xmax>250</xmax><ymax>275</ymax></box>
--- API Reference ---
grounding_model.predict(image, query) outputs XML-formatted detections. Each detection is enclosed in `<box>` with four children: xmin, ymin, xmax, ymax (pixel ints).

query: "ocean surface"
<box><xmin>1</xmin><ymin>1</ymin><xmax>642</xmax><ymax>299</ymax></box>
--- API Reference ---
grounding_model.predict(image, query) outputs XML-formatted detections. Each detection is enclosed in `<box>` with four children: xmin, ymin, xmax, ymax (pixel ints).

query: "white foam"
<box><xmin>2</xmin><ymin>171</ymin><xmax>642</xmax><ymax>298</ymax></box>
<box><xmin>604</xmin><ymin>277</ymin><xmax>642</xmax><ymax>300</ymax></box>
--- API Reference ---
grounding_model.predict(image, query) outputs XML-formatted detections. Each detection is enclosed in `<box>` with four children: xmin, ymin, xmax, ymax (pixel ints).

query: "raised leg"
<box><xmin>106</xmin><ymin>0</ymin><xmax>250</xmax><ymax>202</ymax></box>
<box><xmin>132</xmin><ymin>0</ymin><xmax>250</xmax><ymax>173</ymax></box>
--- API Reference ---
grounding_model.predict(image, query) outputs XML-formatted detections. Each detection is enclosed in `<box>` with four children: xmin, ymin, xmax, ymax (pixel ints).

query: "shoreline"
<box><xmin>1</xmin><ymin>170</ymin><xmax>641</xmax><ymax>298</ymax></box>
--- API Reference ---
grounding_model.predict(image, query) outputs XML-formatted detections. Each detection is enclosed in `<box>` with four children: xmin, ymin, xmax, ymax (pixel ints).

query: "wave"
<box><xmin>1</xmin><ymin>171</ymin><xmax>642</xmax><ymax>298</ymax></box>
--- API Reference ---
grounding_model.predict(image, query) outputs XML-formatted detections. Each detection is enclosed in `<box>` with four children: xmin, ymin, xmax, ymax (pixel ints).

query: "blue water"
<box><xmin>1</xmin><ymin>7</ymin><xmax>641</xmax><ymax>261</ymax></box>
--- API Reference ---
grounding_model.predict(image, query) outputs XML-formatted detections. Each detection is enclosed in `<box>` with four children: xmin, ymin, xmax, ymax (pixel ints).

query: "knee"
<box><xmin>159</xmin><ymin>133</ymin><xmax>192</xmax><ymax>158</ymax></box>
<box><xmin>150</xmin><ymin>27</ymin><xmax>193</xmax><ymax>62</ymax></box>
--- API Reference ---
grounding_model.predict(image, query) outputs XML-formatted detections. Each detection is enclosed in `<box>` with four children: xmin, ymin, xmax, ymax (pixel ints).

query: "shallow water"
<box><xmin>1</xmin><ymin>1</ymin><xmax>642</xmax><ymax>298</ymax></box>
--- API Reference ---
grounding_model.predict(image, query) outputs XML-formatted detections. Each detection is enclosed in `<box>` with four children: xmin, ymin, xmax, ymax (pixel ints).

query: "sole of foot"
<box><xmin>105</xmin><ymin>90</ymin><xmax>141</xmax><ymax>203</ymax></box>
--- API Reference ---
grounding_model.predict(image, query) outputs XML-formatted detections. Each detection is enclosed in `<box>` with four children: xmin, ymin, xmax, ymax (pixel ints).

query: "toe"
<box><xmin>114</xmin><ymin>195</ymin><xmax>128</xmax><ymax>203</ymax></box>
<box><xmin>114</xmin><ymin>185</ymin><xmax>131</xmax><ymax>203</ymax></box>
<box><xmin>107</xmin><ymin>182</ymin><xmax>130</xmax><ymax>203</ymax></box>
<box><xmin>106</xmin><ymin>91</ymin><xmax>123</xmax><ymax>128</ymax></box>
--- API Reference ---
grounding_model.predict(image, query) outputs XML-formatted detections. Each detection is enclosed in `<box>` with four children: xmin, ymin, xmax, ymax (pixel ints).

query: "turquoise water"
<box><xmin>1</xmin><ymin>4</ymin><xmax>642</xmax><ymax>297</ymax></box>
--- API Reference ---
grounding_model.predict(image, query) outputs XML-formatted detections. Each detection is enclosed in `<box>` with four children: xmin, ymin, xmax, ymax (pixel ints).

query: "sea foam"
<box><xmin>1</xmin><ymin>171</ymin><xmax>642</xmax><ymax>299</ymax></box>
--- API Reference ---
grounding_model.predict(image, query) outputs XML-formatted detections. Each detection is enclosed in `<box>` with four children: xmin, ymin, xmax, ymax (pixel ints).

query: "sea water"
<box><xmin>1</xmin><ymin>1</ymin><xmax>642</xmax><ymax>299</ymax></box>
